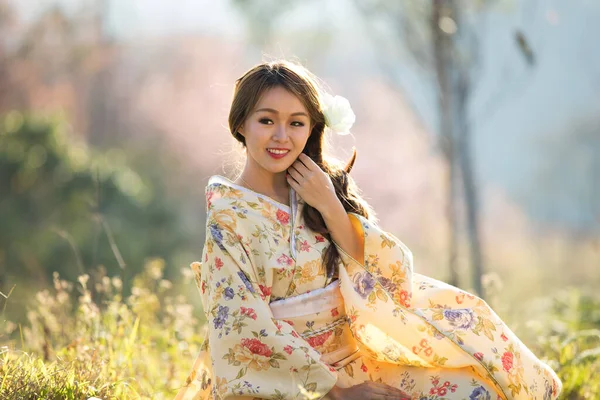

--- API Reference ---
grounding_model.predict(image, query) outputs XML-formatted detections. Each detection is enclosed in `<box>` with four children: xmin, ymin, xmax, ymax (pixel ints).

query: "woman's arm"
<box><xmin>180</xmin><ymin>220</ymin><xmax>337</xmax><ymax>399</ymax></box>
<box><xmin>326</xmin><ymin>382</ymin><xmax>411</xmax><ymax>399</ymax></box>
<box><xmin>285</xmin><ymin>153</ymin><xmax>364</xmax><ymax>262</ymax></box>
<box><xmin>320</xmin><ymin>198</ymin><xmax>364</xmax><ymax>263</ymax></box>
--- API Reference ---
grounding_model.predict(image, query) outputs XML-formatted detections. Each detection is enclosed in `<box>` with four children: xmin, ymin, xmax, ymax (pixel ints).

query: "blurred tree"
<box><xmin>535</xmin><ymin>110</ymin><xmax>600</xmax><ymax>233</ymax></box>
<box><xmin>231</xmin><ymin>0</ymin><xmax>297</xmax><ymax>45</ymax></box>
<box><xmin>352</xmin><ymin>0</ymin><xmax>537</xmax><ymax>297</ymax></box>
<box><xmin>0</xmin><ymin>1</ymin><xmax>119</xmax><ymax>143</ymax></box>
<box><xmin>0</xmin><ymin>2</ymin><xmax>203</xmax><ymax>288</ymax></box>
<box><xmin>0</xmin><ymin>112</ymin><xmax>191</xmax><ymax>293</ymax></box>
<box><xmin>231</xmin><ymin>0</ymin><xmax>335</xmax><ymax>61</ymax></box>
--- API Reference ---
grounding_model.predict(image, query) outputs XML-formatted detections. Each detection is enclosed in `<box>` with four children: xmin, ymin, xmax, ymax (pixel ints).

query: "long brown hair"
<box><xmin>228</xmin><ymin>60</ymin><xmax>375</xmax><ymax>280</ymax></box>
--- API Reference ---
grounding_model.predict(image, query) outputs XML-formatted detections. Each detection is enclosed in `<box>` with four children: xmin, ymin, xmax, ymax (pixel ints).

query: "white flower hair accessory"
<box><xmin>321</xmin><ymin>92</ymin><xmax>356</xmax><ymax>136</ymax></box>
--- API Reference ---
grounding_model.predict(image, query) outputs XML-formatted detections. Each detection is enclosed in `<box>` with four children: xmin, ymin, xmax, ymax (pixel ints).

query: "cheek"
<box><xmin>293</xmin><ymin>127</ymin><xmax>312</xmax><ymax>145</ymax></box>
<box><xmin>245</xmin><ymin>123</ymin><xmax>270</xmax><ymax>144</ymax></box>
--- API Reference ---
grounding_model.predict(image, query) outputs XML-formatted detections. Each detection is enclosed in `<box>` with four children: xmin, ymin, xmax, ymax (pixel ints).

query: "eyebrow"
<box><xmin>254</xmin><ymin>108</ymin><xmax>309</xmax><ymax>117</ymax></box>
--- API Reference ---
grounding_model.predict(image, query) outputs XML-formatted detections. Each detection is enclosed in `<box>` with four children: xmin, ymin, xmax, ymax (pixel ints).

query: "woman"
<box><xmin>176</xmin><ymin>60</ymin><xmax>561</xmax><ymax>399</ymax></box>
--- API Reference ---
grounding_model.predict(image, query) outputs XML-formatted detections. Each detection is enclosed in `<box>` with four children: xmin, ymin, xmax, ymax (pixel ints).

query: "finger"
<box><xmin>291</xmin><ymin>159</ymin><xmax>311</xmax><ymax>176</ymax></box>
<box><xmin>286</xmin><ymin>172</ymin><xmax>300</xmax><ymax>186</ymax></box>
<box><xmin>368</xmin><ymin>383</ymin><xmax>409</xmax><ymax>397</ymax></box>
<box><xmin>287</xmin><ymin>164</ymin><xmax>306</xmax><ymax>179</ymax></box>
<box><xmin>371</xmin><ymin>393</ymin><xmax>403</xmax><ymax>400</ymax></box>
<box><xmin>297</xmin><ymin>153</ymin><xmax>315</xmax><ymax>170</ymax></box>
<box><xmin>287</xmin><ymin>167</ymin><xmax>303</xmax><ymax>183</ymax></box>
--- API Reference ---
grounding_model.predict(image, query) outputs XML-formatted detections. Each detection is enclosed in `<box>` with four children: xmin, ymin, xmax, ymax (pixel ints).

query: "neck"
<box><xmin>240</xmin><ymin>164</ymin><xmax>289</xmax><ymax>198</ymax></box>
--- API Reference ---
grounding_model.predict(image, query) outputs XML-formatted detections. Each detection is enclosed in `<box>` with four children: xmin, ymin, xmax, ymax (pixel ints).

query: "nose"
<box><xmin>272</xmin><ymin>123</ymin><xmax>289</xmax><ymax>142</ymax></box>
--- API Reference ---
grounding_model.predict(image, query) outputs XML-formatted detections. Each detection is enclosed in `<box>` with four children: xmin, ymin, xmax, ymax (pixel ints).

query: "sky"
<box><xmin>10</xmin><ymin>0</ymin><xmax>600</xmax><ymax>230</ymax></box>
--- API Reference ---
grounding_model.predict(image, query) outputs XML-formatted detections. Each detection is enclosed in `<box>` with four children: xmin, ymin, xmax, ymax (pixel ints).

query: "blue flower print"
<box><xmin>353</xmin><ymin>271</ymin><xmax>376</xmax><ymax>299</ymax></box>
<box><xmin>443</xmin><ymin>308</ymin><xmax>477</xmax><ymax>330</ymax></box>
<box><xmin>469</xmin><ymin>386</ymin><xmax>491</xmax><ymax>400</ymax></box>
<box><xmin>223</xmin><ymin>287</ymin><xmax>235</xmax><ymax>300</ymax></box>
<box><xmin>379</xmin><ymin>276</ymin><xmax>397</xmax><ymax>293</ymax></box>
<box><xmin>210</xmin><ymin>223</ymin><xmax>226</xmax><ymax>251</ymax></box>
<box><xmin>213</xmin><ymin>305</ymin><xmax>229</xmax><ymax>329</ymax></box>
<box><xmin>544</xmin><ymin>381</ymin><xmax>553</xmax><ymax>400</ymax></box>
<box><xmin>237</xmin><ymin>271</ymin><xmax>255</xmax><ymax>293</ymax></box>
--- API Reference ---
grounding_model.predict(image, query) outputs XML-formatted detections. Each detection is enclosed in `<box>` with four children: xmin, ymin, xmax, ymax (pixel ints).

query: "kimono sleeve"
<box><xmin>197</xmin><ymin>223</ymin><xmax>337</xmax><ymax>399</ymax></box>
<box><xmin>331</xmin><ymin>212</ymin><xmax>562</xmax><ymax>400</ymax></box>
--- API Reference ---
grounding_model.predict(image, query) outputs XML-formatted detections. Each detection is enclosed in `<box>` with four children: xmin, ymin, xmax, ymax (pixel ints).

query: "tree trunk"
<box><xmin>448</xmin><ymin>1</ymin><xmax>484</xmax><ymax>297</ymax></box>
<box><xmin>431</xmin><ymin>0</ymin><xmax>460</xmax><ymax>287</ymax></box>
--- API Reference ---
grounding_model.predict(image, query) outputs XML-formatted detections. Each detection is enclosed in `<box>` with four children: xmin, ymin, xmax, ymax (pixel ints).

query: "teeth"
<box><xmin>267</xmin><ymin>149</ymin><xmax>289</xmax><ymax>155</ymax></box>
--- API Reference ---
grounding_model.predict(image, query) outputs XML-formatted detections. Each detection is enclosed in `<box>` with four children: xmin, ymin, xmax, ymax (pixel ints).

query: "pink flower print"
<box><xmin>206</xmin><ymin>191</ymin><xmax>214</xmax><ymax>210</ymax></box>
<box><xmin>360</xmin><ymin>363</ymin><xmax>368</xmax><ymax>372</ymax></box>
<box><xmin>274</xmin><ymin>320</ymin><xmax>283</xmax><ymax>331</ymax></box>
<box><xmin>283</xmin><ymin>319</ymin><xmax>295</xmax><ymax>326</ymax></box>
<box><xmin>283</xmin><ymin>345</ymin><xmax>293</xmax><ymax>355</ymax></box>
<box><xmin>501</xmin><ymin>332</ymin><xmax>508</xmax><ymax>342</ymax></box>
<box><xmin>240</xmin><ymin>307</ymin><xmax>257</xmax><ymax>320</ymax></box>
<box><xmin>331</xmin><ymin>308</ymin><xmax>339</xmax><ymax>317</ymax></box>
<box><xmin>395</xmin><ymin>290</ymin><xmax>411</xmax><ymax>308</ymax></box>
<box><xmin>277</xmin><ymin>254</ymin><xmax>294</xmax><ymax>266</ymax></box>
<box><xmin>474</xmin><ymin>352</ymin><xmax>484</xmax><ymax>361</ymax></box>
<box><xmin>315</xmin><ymin>235</ymin><xmax>325</xmax><ymax>243</ymax></box>
<box><xmin>300</xmin><ymin>240</ymin><xmax>311</xmax><ymax>252</ymax></box>
<box><xmin>241</xmin><ymin>338</ymin><xmax>272</xmax><ymax>357</ymax></box>
<box><xmin>259</xmin><ymin>284</ymin><xmax>271</xmax><ymax>298</ymax></box>
<box><xmin>215</xmin><ymin>257</ymin><xmax>224</xmax><ymax>270</ymax></box>
<box><xmin>502</xmin><ymin>351</ymin><xmax>514</xmax><ymax>372</ymax></box>
<box><xmin>413</xmin><ymin>338</ymin><xmax>433</xmax><ymax>357</ymax></box>
<box><xmin>306</xmin><ymin>331</ymin><xmax>333</xmax><ymax>348</ymax></box>
<box><xmin>276</xmin><ymin>209</ymin><xmax>290</xmax><ymax>224</ymax></box>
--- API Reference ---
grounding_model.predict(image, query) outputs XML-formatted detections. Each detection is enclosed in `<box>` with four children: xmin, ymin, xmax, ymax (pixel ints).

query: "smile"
<box><xmin>267</xmin><ymin>149</ymin><xmax>290</xmax><ymax>159</ymax></box>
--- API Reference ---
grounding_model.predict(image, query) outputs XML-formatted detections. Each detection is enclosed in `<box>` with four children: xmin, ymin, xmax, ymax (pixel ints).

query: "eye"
<box><xmin>259</xmin><ymin>118</ymin><xmax>305</xmax><ymax>127</ymax></box>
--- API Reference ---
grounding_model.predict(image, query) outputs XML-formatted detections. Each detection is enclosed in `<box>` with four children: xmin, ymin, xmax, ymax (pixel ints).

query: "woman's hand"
<box><xmin>327</xmin><ymin>382</ymin><xmax>411</xmax><ymax>400</ymax></box>
<box><xmin>286</xmin><ymin>153</ymin><xmax>339</xmax><ymax>215</ymax></box>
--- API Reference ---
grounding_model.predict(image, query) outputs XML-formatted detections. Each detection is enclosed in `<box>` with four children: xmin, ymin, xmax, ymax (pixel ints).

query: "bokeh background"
<box><xmin>1</xmin><ymin>0</ymin><xmax>599</xmax><ymax>398</ymax></box>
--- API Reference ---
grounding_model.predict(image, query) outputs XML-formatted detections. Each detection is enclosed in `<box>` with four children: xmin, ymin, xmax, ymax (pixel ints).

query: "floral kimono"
<box><xmin>176</xmin><ymin>175</ymin><xmax>561</xmax><ymax>400</ymax></box>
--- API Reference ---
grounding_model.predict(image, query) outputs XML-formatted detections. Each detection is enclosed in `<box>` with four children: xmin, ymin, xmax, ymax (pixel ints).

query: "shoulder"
<box><xmin>205</xmin><ymin>176</ymin><xmax>243</xmax><ymax>209</ymax></box>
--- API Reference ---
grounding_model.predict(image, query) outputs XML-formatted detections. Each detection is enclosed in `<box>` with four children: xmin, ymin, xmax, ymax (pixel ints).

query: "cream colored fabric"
<box><xmin>175</xmin><ymin>176</ymin><xmax>561</xmax><ymax>399</ymax></box>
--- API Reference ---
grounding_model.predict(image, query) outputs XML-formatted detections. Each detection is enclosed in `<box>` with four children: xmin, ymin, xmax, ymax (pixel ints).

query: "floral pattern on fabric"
<box><xmin>176</xmin><ymin>176</ymin><xmax>561</xmax><ymax>400</ymax></box>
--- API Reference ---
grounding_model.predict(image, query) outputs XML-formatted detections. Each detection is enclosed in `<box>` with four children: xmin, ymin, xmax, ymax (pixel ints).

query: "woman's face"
<box><xmin>239</xmin><ymin>86</ymin><xmax>312</xmax><ymax>175</ymax></box>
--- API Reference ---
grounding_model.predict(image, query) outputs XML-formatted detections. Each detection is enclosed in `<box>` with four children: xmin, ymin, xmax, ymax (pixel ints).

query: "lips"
<box><xmin>266</xmin><ymin>148</ymin><xmax>290</xmax><ymax>159</ymax></box>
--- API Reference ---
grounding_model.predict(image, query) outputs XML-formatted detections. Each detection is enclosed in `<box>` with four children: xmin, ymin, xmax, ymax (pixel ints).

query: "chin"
<box><xmin>259</xmin><ymin>159</ymin><xmax>295</xmax><ymax>173</ymax></box>
<box><xmin>263</xmin><ymin>165</ymin><xmax>290</xmax><ymax>174</ymax></box>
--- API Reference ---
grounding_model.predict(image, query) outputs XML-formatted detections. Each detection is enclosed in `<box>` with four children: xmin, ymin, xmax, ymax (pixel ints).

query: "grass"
<box><xmin>1</xmin><ymin>263</ymin><xmax>599</xmax><ymax>399</ymax></box>
<box><xmin>0</xmin><ymin>259</ymin><xmax>205</xmax><ymax>399</ymax></box>
<box><xmin>527</xmin><ymin>289</ymin><xmax>600</xmax><ymax>399</ymax></box>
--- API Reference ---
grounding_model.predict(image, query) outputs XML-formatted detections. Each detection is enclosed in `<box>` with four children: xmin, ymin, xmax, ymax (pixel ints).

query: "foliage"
<box><xmin>0</xmin><ymin>111</ymin><xmax>191</xmax><ymax>294</ymax></box>
<box><xmin>529</xmin><ymin>289</ymin><xmax>600</xmax><ymax>399</ymax></box>
<box><xmin>1</xmin><ymin>262</ymin><xmax>599</xmax><ymax>398</ymax></box>
<box><xmin>0</xmin><ymin>260</ymin><xmax>205</xmax><ymax>400</ymax></box>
